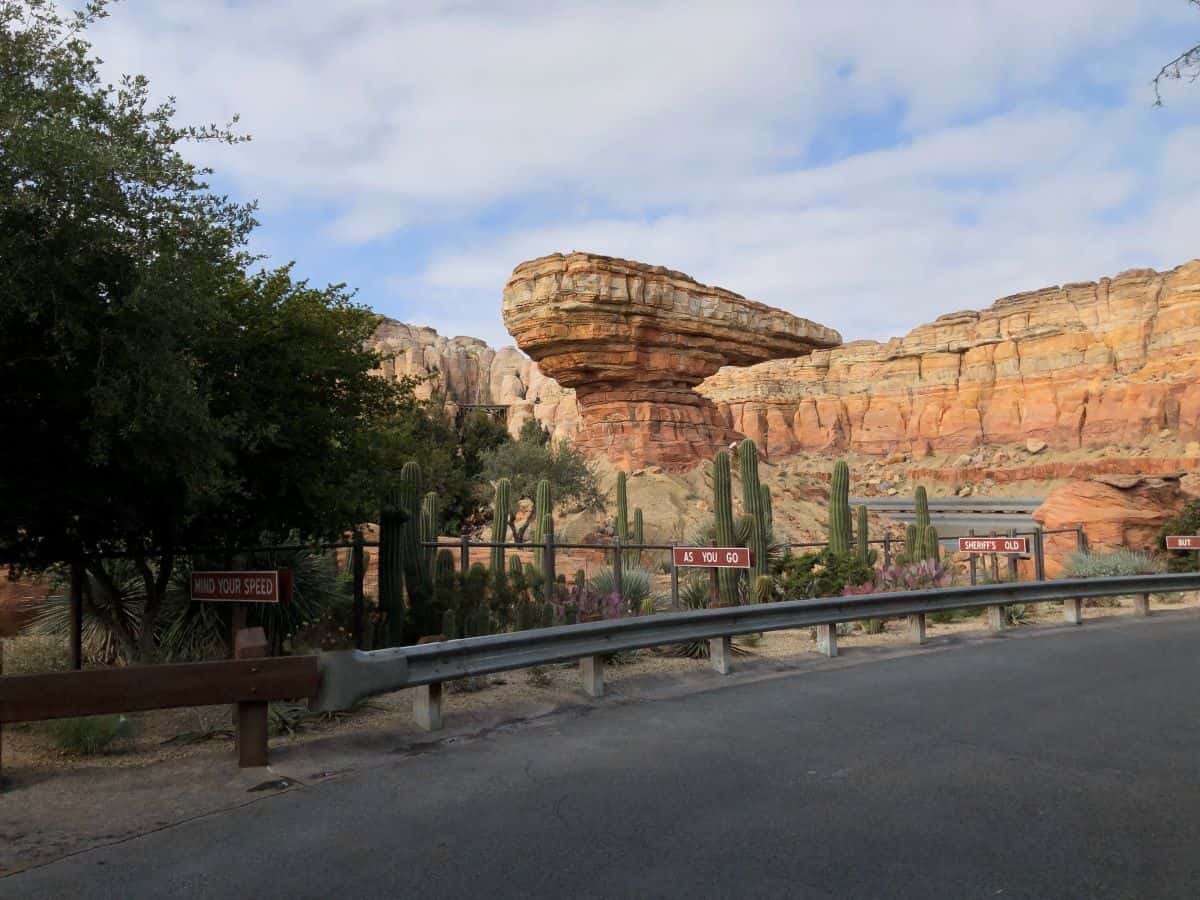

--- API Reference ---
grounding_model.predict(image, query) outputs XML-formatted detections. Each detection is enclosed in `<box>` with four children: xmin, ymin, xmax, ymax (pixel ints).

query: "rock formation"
<box><xmin>1033</xmin><ymin>474</ymin><xmax>1188</xmax><ymax>576</ymax></box>
<box><xmin>501</xmin><ymin>252</ymin><xmax>840</xmax><ymax>471</ymax></box>
<box><xmin>700</xmin><ymin>261</ymin><xmax>1200</xmax><ymax>459</ymax></box>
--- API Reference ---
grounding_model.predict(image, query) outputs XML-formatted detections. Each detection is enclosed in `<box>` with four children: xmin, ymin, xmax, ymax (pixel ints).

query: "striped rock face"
<box><xmin>502</xmin><ymin>252</ymin><xmax>840</xmax><ymax>471</ymax></box>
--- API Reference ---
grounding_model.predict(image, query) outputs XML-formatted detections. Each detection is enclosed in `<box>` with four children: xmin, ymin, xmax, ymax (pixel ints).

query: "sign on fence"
<box><xmin>1165</xmin><ymin>536</ymin><xmax>1200</xmax><ymax>550</ymax></box>
<box><xmin>957</xmin><ymin>536</ymin><xmax>1029</xmax><ymax>554</ymax></box>
<box><xmin>190</xmin><ymin>571</ymin><xmax>291</xmax><ymax>604</ymax></box>
<box><xmin>672</xmin><ymin>547</ymin><xmax>753</xmax><ymax>568</ymax></box>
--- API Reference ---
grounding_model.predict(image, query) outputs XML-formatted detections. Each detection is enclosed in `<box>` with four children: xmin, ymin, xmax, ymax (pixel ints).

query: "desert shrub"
<box><xmin>1065</xmin><ymin>549</ymin><xmax>1164</xmax><ymax>578</ymax></box>
<box><xmin>588</xmin><ymin>566</ymin><xmax>655</xmax><ymax>614</ymax></box>
<box><xmin>1</xmin><ymin>634</ymin><xmax>68</xmax><ymax>674</ymax></box>
<box><xmin>842</xmin><ymin>559</ymin><xmax>954</xmax><ymax>630</ymax></box>
<box><xmin>47</xmin><ymin>715</ymin><xmax>133</xmax><ymax>755</ymax></box>
<box><xmin>778</xmin><ymin>549</ymin><xmax>873</xmax><ymax>600</ymax></box>
<box><xmin>1006</xmin><ymin>603</ymin><xmax>1034</xmax><ymax>625</ymax></box>
<box><xmin>1158</xmin><ymin>500</ymin><xmax>1200</xmax><ymax>571</ymax></box>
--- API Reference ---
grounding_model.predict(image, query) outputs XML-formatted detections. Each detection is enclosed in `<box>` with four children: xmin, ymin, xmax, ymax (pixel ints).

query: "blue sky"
<box><xmin>89</xmin><ymin>1</ymin><xmax>1200</xmax><ymax>348</ymax></box>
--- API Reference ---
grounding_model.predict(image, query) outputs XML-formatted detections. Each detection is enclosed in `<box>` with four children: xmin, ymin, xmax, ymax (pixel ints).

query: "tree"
<box><xmin>480</xmin><ymin>420</ymin><xmax>604</xmax><ymax>542</ymax></box>
<box><xmin>0</xmin><ymin>1</ymin><xmax>404</xmax><ymax>659</ymax></box>
<box><xmin>1154</xmin><ymin>1</ymin><xmax>1200</xmax><ymax>104</ymax></box>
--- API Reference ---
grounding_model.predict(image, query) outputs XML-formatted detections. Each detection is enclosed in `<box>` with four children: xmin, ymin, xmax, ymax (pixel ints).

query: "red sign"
<box><xmin>1166</xmin><ymin>536</ymin><xmax>1200</xmax><ymax>550</ymax></box>
<box><xmin>956</xmin><ymin>536</ymin><xmax>1029</xmax><ymax>554</ymax></box>
<box><xmin>190</xmin><ymin>571</ymin><xmax>290</xmax><ymax>604</ymax></box>
<box><xmin>672</xmin><ymin>547</ymin><xmax>753</xmax><ymax>568</ymax></box>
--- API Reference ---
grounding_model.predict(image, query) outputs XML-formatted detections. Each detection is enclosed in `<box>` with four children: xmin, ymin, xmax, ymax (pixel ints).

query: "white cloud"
<box><xmin>85</xmin><ymin>0</ymin><xmax>1200</xmax><ymax>348</ymax></box>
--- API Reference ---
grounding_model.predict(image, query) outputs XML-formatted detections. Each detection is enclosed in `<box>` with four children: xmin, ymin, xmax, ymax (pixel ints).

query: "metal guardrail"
<box><xmin>312</xmin><ymin>572</ymin><xmax>1200</xmax><ymax>717</ymax></box>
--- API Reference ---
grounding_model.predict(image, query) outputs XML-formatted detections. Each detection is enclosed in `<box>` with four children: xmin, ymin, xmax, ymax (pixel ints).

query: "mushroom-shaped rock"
<box><xmin>502</xmin><ymin>253</ymin><xmax>841</xmax><ymax>471</ymax></box>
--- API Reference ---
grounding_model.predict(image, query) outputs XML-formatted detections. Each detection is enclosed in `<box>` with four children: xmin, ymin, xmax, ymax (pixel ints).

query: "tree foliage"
<box><xmin>1154</xmin><ymin>1</ymin><xmax>1200</xmax><ymax>104</ymax></box>
<box><xmin>480</xmin><ymin>420</ymin><xmax>603</xmax><ymax>542</ymax></box>
<box><xmin>0</xmin><ymin>1</ymin><xmax>407</xmax><ymax>658</ymax></box>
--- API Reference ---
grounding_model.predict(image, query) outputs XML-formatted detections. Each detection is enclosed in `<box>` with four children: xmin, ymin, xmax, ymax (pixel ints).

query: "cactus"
<box><xmin>712</xmin><ymin>449</ymin><xmax>738</xmax><ymax>607</ymax></box>
<box><xmin>378</xmin><ymin>487</ymin><xmax>406</xmax><ymax>646</ymax></box>
<box><xmin>914</xmin><ymin>485</ymin><xmax>930</xmax><ymax>531</ymax></box>
<box><xmin>441</xmin><ymin>608</ymin><xmax>459</xmax><ymax>641</ymax></box>
<box><xmin>491</xmin><ymin>478</ymin><xmax>511</xmax><ymax>575</ymax></box>
<box><xmin>420</xmin><ymin>491</ymin><xmax>439</xmax><ymax>579</ymax></box>
<box><xmin>508</xmin><ymin>553</ymin><xmax>524</xmax><ymax>583</ymax></box>
<box><xmin>904</xmin><ymin>523</ymin><xmax>920</xmax><ymax>560</ymax></box>
<box><xmin>921</xmin><ymin>524</ymin><xmax>941</xmax><ymax>563</ymax></box>
<box><xmin>739</xmin><ymin>440</ymin><xmax>769</xmax><ymax>580</ymax></box>
<box><xmin>574</xmin><ymin>568</ymin><xmax>587</xmax><ymax>591</ymax></box>
<box><xmin>760</xmin><ymin>484</ymin><xmax>773</xmax><ymax>532</ymax></box>
<box><xmin>829</xmin><ymin>459</ymin><xmax>852</xmax><ymax>555</ymax></box>
<box><xmin>434</xmin><ymin>549</ymin><xmax>456</xmax><ymax>600</ymax></box>
<box><xmin>398</xmin><ymin>462</ymin><xmax>424</xmax><ymax>616</ymax></box>
<box><xmin>615</xmin><ymin>470</ymin><xmax>629</xmax><ymax>544</ymax></box>
<box><xmin>531</xmin><ymin>478</ymin><xmax>553</xmax><ymax>574</ymax></box>
<box><xmin>855</xmin><ymin>504</ymin><xmax>869</xmax><ymax>565</ymax></box>
<box><xmin>629</xmin><ymin>507</ymin><xmax>644</xmax><ymax>568</ymax></box>
<box><xmin>753</xmin><ymin>574</ymin><xmax>774</xmax><ymax>604</ymax></box>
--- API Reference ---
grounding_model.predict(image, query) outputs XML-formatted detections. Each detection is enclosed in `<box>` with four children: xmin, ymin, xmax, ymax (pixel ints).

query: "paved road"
<box><xmin>8</xmin><ymin>615</ymin><xmax>1200</xmax><ymax>899</ymax></box>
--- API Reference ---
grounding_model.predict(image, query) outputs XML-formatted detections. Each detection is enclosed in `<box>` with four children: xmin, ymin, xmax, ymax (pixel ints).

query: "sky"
<box><xmin>87</xmin><ymin>1</ymin><xmax>1200</xmax><ymax>348</ymax></box>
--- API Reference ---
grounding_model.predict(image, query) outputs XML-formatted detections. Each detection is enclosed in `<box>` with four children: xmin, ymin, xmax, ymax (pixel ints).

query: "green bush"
<box><xmin>777</xmin><ymin>549</ymin><xmax>873</xmax><ymax>600</ymax></box>
<box><xmin>1</xmin><ymin>634</ymin><xmax>68</xmax><ymax>674</ymax></box>
<box><xmin>1159</xmin><ymin>500</ymin><xmax>1200</xmax><ymax>571</ymax></box>
<box><xmin>1065</xmin><ymin>549</ymin><xmax>1164</xmax><ymax>578</ymax></box>
<box><xmin>47</xmin><ymin>715</ymin><xmax>133</xmax><ymax>755</ymax></box>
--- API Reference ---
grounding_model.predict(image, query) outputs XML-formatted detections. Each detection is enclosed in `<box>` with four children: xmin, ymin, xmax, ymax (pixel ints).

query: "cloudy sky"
<box><xmin>89</xmin><ymin>1</ymin><xmax>1200</xmax><ymax>347</ymax></box>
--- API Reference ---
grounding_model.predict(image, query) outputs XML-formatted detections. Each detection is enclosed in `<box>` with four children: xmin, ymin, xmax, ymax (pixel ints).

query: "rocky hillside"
<box><xmin>701</xmin><ymin>261</ymin><xmax>1200</xmax><ymax>460</ymax></box>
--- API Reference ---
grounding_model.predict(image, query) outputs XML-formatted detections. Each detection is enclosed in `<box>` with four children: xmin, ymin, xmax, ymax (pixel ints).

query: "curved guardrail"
<box><xmin>313</xmin><ymin>573</ymin><xmax>1200</xmax><ymax>721</ymax></box>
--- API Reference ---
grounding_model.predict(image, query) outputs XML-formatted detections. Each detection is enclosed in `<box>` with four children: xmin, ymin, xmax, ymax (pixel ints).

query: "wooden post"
<box><xmin>233</xmin><ymin>626</ymin><xmax>270</xmax><ymax>768</ymax></box>
<box><xmin>1033</xmin><ymin>528</ymin><xmax>1046</xmax><ymax>582</ymax></box>
<box><xmin>669</xmin><ymin>545</ymin><xmax>680</xmax><ymax>610</ymax></box>
<box><xmin>580</xmin><ymin>655</ymin><xmax>604</xmax><ymax>697</ymax></box>
<box><xmin>69</xmin><ymin>560</ymin><xmax>84</xmax><ymax>671</ymax></box>
<box><xmin>1007</xmin><ymin>528</ymin><xmax>1019</xmax><ymax>582</ymax></box>
<box><xmin>815</xmin><ymin>623</ymin><xmax>838</xmax><ymax>657</ymax></box>
<box><xmin>1063</xmin><ymin>598</ymin><xmax>1083</xmax><ymax>625</ymax></box>
<box><xmin>460</xmin><ymin>532</ymin><xmax>470</xmax><ymax>576</ymax></box>
<box><xmin>413</xmin><ymin>682</ymin><xmax>443</xmax><ymax>731</ymax></box>
<box><xmin>351</xmin><ymin>532</ymin><xmax>365</xmax><ymax>651</ymax></box>
<box><xmin>543</xmin><ymin>530</ymin><xmax>556</xmax><ymax>607</ymax></box>
<box><xmin>1133</xmin><ymin>593</ymin><xmax>1151</xmax><ymax>616</ymax></box>
<box><xmin>0</xmin><ymin>638</ymin><xmax>5</xmax><ymax>792</ymax></box>
<box><xmin>907</xmin><ymin>613</ymin><xmax>926</xmax><ymax>644</ymax></box>
<box><xmin>709</xmin><ymin>567</ymin><xmax>720</xmax><ymax>608</ymax></box>
<box><xmin>988</xmin><ymin>604</ymin><xmax>1006</xmax><ymax>632</ymax></box>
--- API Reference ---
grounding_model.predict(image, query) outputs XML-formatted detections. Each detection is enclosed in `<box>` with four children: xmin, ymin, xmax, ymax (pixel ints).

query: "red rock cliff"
<box><xmin>700</xmin><ymin>261</ymin><xmax>1200</xmax><ymax>459</ymax></box>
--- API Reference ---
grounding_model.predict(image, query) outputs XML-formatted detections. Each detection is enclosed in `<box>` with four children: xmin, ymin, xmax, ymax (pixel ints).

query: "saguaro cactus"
<box><xmin>760</xmin><ymin>484</ymin><xmax>773</xmax><ymax>532</ymax></box>
<box><xmin>904</xmin><ymin>524</ymin><xmax>920</xmax><ymax>561</ymax></box>
<box><xmin>379</xmin><ymin>487</ymin><xmax>406</xmax><ymax>646</ymax></box>
<box><xmin>713</xmin><ymin>449</ymin><xmax>738</xmax><ymax>606</ymax></box>
<box><xmin>855</xmin><ymin>504</ymin><xmax>870</xmax><ymax>565</ymax></box>
<box><xmin>615</xmin><ymin>471</ymin><xmax>629</xmax><ymax>544</ymax></box>
<box><xmin>399</xmin><ymin>461</ymin><xmax>424</xmax><ymax>598</ymax></box>
<box><xmin>491</xmin><ymin>478</ymin><xmax>512</xmax><ymax>575</ymax></box>
<box><xmin>829</xmin><ymin>459</ymin><xmax>852</xmax><ymax>555</ymax></box>
<box><xmin>914</xmin><ymin>485</ymin><xmax>930</xmax><ymax>531</ymax></box>
<box><xmin>420</xmin><ymin>491</ymin><xmax>439</xmax><ymax>579</ymax></box>
<box><xmin>532</xmin><ymin>478</ymin><xmax>553</xmax><ymax>575</ymax></box>
<box><xmin>921</xmin><ymin>524</ymin><xmax>941</xmax><ymax>563</ymax></box>
<box><xmin>631</xmin><ymin>507</ymin><xmax>644</xmax><ymax>568</ymax></box>
<box><xmin>739</xmin><ymin>440</ymin><xmax>769</xmax><ymax>580</ymax></box>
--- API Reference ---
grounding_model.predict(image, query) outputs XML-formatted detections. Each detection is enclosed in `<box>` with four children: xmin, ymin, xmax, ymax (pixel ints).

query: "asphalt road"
<box><xmin>8</xmin><ymin>614</ymin><xmax>1200</xmax><ymax>899</ymax></box>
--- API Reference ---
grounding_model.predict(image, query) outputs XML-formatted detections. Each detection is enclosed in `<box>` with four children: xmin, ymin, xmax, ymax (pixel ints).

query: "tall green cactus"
<box><xmin>420</xmin><ymin>491</ymin><xmax>439</xmax><ymax>579</ymax></box>
<box><xmin>855</xmin><ymin>504</ymin><xmax>869</xmax><ymax>565</ymax></box>
<box><xmin>738</xmin><ymin>440</ymin><xmax>769</xmax><ymax>580</ymax></box>
<box><xmin>904</xmin><ymin>523</ymin><xmax>920</xmax><ymax>560</ymax></box>
<box><xmin>712</xmin><ymin>449</ymin><xmax>738</xmax><ymax>607</ymax></box>
<box><xmin>615</xmin><ymin>470</ymin><xmax>629</xmax><ymax>545</ymax></box>
<box><xmin>630</xmin><ymin>507</ymin><xmax>644</xmax><ymax>568</ymax></box>
<box><xmin>491</xmin><ymin>478</ymin><xmax>511</xmax><ymax>575</ymax></box>
<box><xmin>829</xmin><ymin>459</ymin><xmax>852</xmax><ymax>555</ymax></box>
<box><xmin>398</xmin><ymin>460</ymin><xmax>423</xmax><ymax>587</ymax></box>
<box><xmin>378</xmin><ymin>487</ymin><xmax>406</xmax><ymax>646</ymax></box>
<box><xmin>914</xmin><ymin>485</ymin><xmax>930</xmax><ymax>531</ymax></box>
<box><xmin>921</xmin><ymin>525</ymin><xmax>941</xmax><ymax>563</ymax></box>
<box><xmin>531</xmin><ymin>478</ymin><xmax>553</xmax><ymax>575</ymax></box>
<box><xmin>760</xmin><ymin>484</ymin><xmax>773</xmax><ymax>532</ymax></box>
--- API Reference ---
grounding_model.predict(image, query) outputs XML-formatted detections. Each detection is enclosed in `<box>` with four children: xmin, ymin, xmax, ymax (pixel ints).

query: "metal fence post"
<box><xmin>1007</xmin><ymin>528</ymin><xmax>1019</xmax><ymax>582</ymax></box>
<box><xmin>69</xmin><ymin>560</ymin><xmax>84</xmax><ymax>671</ymax></box>
<box><xmin>883</xmin><ymin>533</ymin><xmax>892</xmax><ymax>568</ymax></box>
<box><xmin>460</xmin><ymin>532</ymin><xmax>470</xmax><ymax>576</ymax></box>
<box><xmin>544</xmin><ymin>530</ymin><xmax>556</xmax><ymax>607</ymax></box>
<box><xmin>351</xmin><ymin>532</ymin><xmax>365</xmax><ymax>651</ymax></box>
<box><xmin>968</xmin><ymin>529</ymin><xmax>978</xmax><ymax>586</ymax></box>
<box><xmin>1034</xmin><ymin>527</ymin><xmax>1046</xmax><ymax>582</ymax></box>
<box><xmin>669</xmin><ymin>544</ymin><xmax>680</xmax><ymax>610</ymax></box>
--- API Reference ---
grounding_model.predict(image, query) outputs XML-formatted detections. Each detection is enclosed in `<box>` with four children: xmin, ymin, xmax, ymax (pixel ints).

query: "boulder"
<box><xmin>501</xmin><ymin>252</ymin><xmax>840</xmax><ymax>471</ymax></box>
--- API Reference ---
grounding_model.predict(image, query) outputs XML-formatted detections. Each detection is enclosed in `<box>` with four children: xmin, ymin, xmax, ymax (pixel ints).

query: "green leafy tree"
<box><xmin>0</xmin><ymin>1</ymin><xmax>404</xmax><ymax>659</ymax></box>
<box><xmin>1154</xmin><ymin>1</ymin><xmax>1199</xmax><ymax>104</ymax></box>
<box><xmin>481</xmin><ymin>420</ymin><xmax>603</xmax><ymax>542</ymax></box>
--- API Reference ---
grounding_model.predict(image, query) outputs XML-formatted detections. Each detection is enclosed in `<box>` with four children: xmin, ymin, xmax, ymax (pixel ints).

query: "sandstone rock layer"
<box><xmin>501</xmin><ymin>253</ymin><xmax>840</xmax><ymax>470</ymax></box>
<box><xmin>701</xmin><ymin>261</ymin><xmax>1200</xmax><ymax>459</ymax></box>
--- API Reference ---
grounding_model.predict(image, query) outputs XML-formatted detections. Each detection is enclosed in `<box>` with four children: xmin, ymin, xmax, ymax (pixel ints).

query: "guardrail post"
<box><xmin>233</xmin><ymin>626</ymin><xmax>270</xmax><ymax>768</ymax></box>
<box><xmin>815</xmin><ymin>623</ymin><xmax>838</xmax><ymax>657</ymax></box>
<box><xmin>413</xmin><ymin>682</ymin><xmax>443</xmax><ymax>731</ymax></box>
<box><xmin>670</xmin><ymin>545</ymin><xmax>680</xmax><ymax>610</ymax></box>
<box><xmin>1133</xmin><ymin>593</ymin><xmax>1151</xmax><ymax>616</ymax></box>
<box><xmin>907</xmin><ymin>613</ymin><xmax>926</xmax><ymax>644</ymax></box>
<box><xmin>988</xmin><ymin>604</ymin><xmax>1006</xmax><ymax>632</ymax></box>
<box><xmin>1063</xmin><ymin>598</ymin><xmax>1083</xmax><ymax>625</ymax></box>
<box><xmin>69</xmin><ymin>560</ymin><xmax>84</xmax><ymax>671</ymax></box>
<box><xmin>544</xmin><ymin>530</ymin><xmax>556</xmax><ymax>607</ymax></box>
<box><xmin>709</xmin><ymin>636</ymin><xmax>732</xmax><ymax>674</ymax></box>
<box><xmin>352</xmin><ymin>532</ymin><xmax>365</xmax><ymax>650</ymax></box>
<box><xmin>580</xmin><ymin>656</ymin><xmax>604</xmax><ymax>697</ymax></box>
<box><xmin>460</xmin><ymin>532</ymin><xmax>470</xmax><ymax>576</ymax></box>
